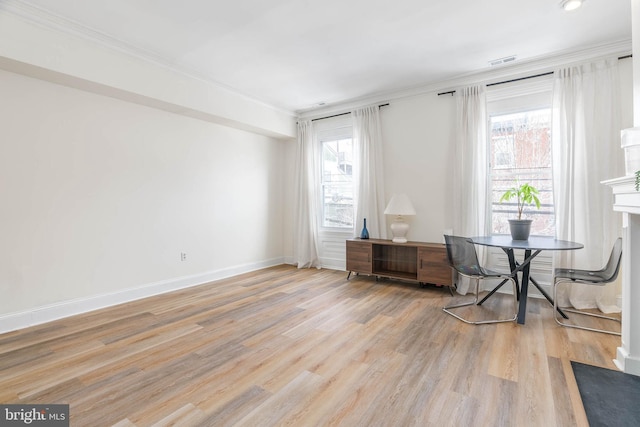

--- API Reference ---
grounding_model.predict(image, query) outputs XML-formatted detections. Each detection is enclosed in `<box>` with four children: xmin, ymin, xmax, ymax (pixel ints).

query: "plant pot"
<box><xmin>508</xmin><ymin>219</ymin><xmax>532</xmax><ymax>240</ymax></box>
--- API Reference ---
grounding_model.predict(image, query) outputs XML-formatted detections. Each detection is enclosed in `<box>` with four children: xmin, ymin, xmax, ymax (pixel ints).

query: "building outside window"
<box><xmin>488</xmin><ymin>85</ymin><xmax>555</xmax><ymax>237</ymax></box>
<box><xmin>489</xmin><ymin>108</ymin><xmax>554</xmax><ymax>236</ymax></box>
<box><xmin>485</xmin><ymin>78</ymin><xmax>556</xmax><ymax>286</ymax></box>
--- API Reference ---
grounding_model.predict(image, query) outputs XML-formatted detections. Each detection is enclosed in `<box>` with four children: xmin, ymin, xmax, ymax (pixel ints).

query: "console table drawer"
<box><xmin>418</xmin><ymin>246</ymin><xmax>451</xmax><ymax>285</ymax></box>
<box><xmin>346</xmin><ymin>240</ymin><xmax>372</xmax><ymax>273</ymax></box>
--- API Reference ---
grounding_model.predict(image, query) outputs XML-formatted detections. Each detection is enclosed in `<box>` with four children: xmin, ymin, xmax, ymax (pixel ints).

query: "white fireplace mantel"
<box><xmin>604</xmin><ymin>175</ymin><xmax>640</xmax><ymax>375</ymax></box>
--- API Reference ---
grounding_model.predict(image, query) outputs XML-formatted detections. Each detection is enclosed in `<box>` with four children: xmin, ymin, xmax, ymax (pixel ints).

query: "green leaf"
<box><xmin>499</xmin><ymin>180</ymin><xmax>541</xmax><ymax>219</ymax></box>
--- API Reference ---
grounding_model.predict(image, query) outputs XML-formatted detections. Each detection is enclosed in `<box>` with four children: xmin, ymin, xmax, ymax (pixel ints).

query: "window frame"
<box><xmin>487</xmin><ymin>78</ymin><xmax>555</xmax><ymax>238</ymax></box>
<box><xmin>488</xmin><ymin>107</ymin><xmax>554</xmax><ymax>237</ymax></box>
<box><xmin>485</xmin><ymin>77</ymin><xmax>556</xmax><ymax>289</ymax></box>
<box><xmin>314</xmin><ymin>116</ymin><xmax>355</xmax><ymax>233</ymax></box>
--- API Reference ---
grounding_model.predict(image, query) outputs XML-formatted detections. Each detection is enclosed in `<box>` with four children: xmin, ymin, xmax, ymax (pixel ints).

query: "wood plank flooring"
<box><xmin>0</xmin><ymin>265</ymin><xmax>621</xmax><ymax>426</ymax></box>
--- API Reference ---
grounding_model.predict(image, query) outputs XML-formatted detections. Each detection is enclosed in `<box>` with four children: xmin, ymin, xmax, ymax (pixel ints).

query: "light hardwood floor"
<box><xmin>0</xmin><ymin>265</ymin><xmax>621</xmax><ymax>426</ymax></box>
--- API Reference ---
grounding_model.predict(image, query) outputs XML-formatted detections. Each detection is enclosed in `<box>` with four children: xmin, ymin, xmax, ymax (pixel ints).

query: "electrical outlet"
<box><xmin>180</xmin><ymin>252</ymin><xmax>187</xmax><ymax>261</ymax></box>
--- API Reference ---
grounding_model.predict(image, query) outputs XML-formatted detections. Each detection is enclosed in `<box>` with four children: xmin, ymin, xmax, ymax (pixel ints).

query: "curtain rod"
<box><xmin>437</xmin><ymin>54</ymin><xmax>633</xmax><ymax>96</ymax></box>
<box><xmin>486</xmin><ymin>71</ymin><xmax>554</xmax><ymax>87</ymax></box>
<box><xmin>309</xmin><ymin>103</ymin><xmax>389</xmax><ymax>122</ymax></box>
<box><xmin>437</xmin><ymin>71</ymin><xmax>553</xmax><ymax>96</ymax></box>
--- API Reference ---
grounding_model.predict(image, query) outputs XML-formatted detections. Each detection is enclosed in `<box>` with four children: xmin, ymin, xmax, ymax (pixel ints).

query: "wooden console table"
<box><xmin>346</xmin><ymin>238</ymin><xmax>451</xmax><ymax>287</ymax></box>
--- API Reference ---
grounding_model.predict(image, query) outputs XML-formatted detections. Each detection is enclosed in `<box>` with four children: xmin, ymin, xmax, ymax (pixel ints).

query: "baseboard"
<box><xmin>281</xmin><ymin>255</ymin><xmax>344</xmax><ymax>272</ymax></box>
<box><xmin>616</xmin><ymin>346</ymin><xmax>640</xmax><ymax>376</ymax></box>
<box><xmin>0</xmin><ymin>257</ymin><xmax>284</xmax><ymax>334</ymax></box>
<box><xmin>319</xmin><ymin>256</ymin><xmax>345</xmax><ymax>271</ymax></box>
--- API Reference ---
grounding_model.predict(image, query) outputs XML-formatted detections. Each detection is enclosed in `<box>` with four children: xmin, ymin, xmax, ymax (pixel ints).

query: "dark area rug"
<box><xmin>571</xmin><ymin>361</ymin><xmax>640</xmax><ymax>426</ymax></box>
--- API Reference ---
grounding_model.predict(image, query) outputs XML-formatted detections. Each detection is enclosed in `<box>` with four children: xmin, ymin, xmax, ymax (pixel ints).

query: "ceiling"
<box><xmin>12</xmin><ymin>0</ymin><xmax>632</xmax><ymax>113</ymax></box>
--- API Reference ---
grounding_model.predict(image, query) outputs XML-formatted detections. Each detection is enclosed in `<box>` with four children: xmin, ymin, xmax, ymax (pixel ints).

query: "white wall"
<box><xmin>0</xmin><ymin>69</ymin><xmax>286</xmax><ymax>331</ymax></box>
<box><xmin>1</xmin><ymin>3</ymin><xmax>632</xmax><ymax>331</ymax></box>
<box><xmin>621</xmin><ymin>56</ymin><xmax>636</xmax><ymax>131</ymax></box>
<box><xmin>634</xmin><ymin>0</ymin><xmax>640</xmax><ymax>126</ymax></box>
<box><xmin>380</xmin><ymin>93</ymin><xmax>456</xmax><ymax>243</ymax></box>
<box><xmin>283</xmin><ymin>56</ymin><xmax>634</xmax><ymax>269</ymax></box>
<box><xmin>381</xmin><ymin>58</ymin><xmax>634</xmax><ymax>245</ymax></box>
<box><xmin>0</xmin><ymin>7</ymin><xmax>296</xmax><ymax>139</ymax></box>
<box><xmin>281</xmin><ymin>97</ymin><xmax>457</xmax><ymax>269</ymax></box>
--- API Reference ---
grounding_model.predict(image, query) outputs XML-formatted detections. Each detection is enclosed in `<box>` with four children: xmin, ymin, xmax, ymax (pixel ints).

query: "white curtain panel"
<box><xmin>453</xmin><ymin>85</ymin><xmax>490</xmax><ymax>294</ymax></box>
<box><xmin>293</xmin><ymin>120</ymin><xmax>320</xmax><ymax>268</ymax></box>
<box><xmin>552</xmin><ymin>58</ymin><xmax>624</xmax><ymax>312</ymax></box>
<box><xmin>352</xmin><ymin>105</ymin><xmax>387</xmax><ymax>239</ymax></box>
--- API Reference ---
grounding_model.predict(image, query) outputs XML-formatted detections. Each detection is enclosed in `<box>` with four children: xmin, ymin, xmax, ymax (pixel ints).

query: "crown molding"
<box><xmin>298</xmin><ymin>38</ymin><xmax>632</xmax><ymax>119</ymax></box>
<box><xmin>435</xmin><ymin>38</ymin><xmax>632</xmax><ymax>92</ymax></box>
<box><xmin>1</xmin><ymin>0</ymin><xmax>296</xmax><ymax>118</ymax></box>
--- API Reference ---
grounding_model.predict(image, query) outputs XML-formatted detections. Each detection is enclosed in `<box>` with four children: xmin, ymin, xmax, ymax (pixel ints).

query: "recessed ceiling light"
<box><xmin>561</xmin><ymin>0</ymin><xmax>584</xmax><ymax>11</ymax></box>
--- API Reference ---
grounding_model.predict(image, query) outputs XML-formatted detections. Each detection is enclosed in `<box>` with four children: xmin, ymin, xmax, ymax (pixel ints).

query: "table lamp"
<box><xmin>384</xmin><ymin>194</ymin><xmax>416</xmax><ymax>243</ymax></box>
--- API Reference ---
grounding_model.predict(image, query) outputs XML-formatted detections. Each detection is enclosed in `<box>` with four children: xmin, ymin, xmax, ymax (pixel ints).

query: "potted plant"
<box><xmin>499</xmin><ymin>181</ymin><xmax>541</xmax><ymax>240</ymax></box>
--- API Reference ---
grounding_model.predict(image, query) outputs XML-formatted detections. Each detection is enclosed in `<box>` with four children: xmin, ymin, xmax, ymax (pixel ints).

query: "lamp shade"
<box><xmin>384</xmin><ymin>194</ymin><xmax>416</xmax><ymax>216</ymax></box>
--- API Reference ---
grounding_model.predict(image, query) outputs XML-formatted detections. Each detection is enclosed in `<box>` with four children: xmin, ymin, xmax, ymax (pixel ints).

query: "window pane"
<box><xmin>490</xmin><ymin>109</ymin><xmax>554</xmax><ymax>236</ymax></box>
<box><xmin>321</xmin><ymin>138</ymin><xmax>354</xmax><ymax>228</ymax></box>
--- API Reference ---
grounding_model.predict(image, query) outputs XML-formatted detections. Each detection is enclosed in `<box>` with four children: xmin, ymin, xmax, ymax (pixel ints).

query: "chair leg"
<box><xmin>553</xmin><ymin>279</ymin><xmax>621</xmax><ymax>336</ymax></box>
<box><xmin>442</xmin><ymin>278</ymin><xmax>480</xmax><ymax>324</ymax></box>
<box><xmin>443</xmin><ymin>277</ymin><xmax>517</xmax><ymax>325</ymax></box>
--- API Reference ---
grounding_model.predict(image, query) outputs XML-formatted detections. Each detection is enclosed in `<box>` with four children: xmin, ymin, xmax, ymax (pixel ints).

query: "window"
<box><xmin>320</xmin><ymin>137</ymin><xmax>354</xmax><ymax>228</ymax></box>
<box><xmin>492</xmin><ymin>134</ymin><xmax>515</xmax><ymax>169</ymax></box>
<box><xmin>488</xmin><ymin>83</ymin><xmax>555</xmax><ymax>237</ymax></box>
<box><xmin>316</xmin><ymin>118</ymin><xmax>354</xmax><ymax>229</ymax></box>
